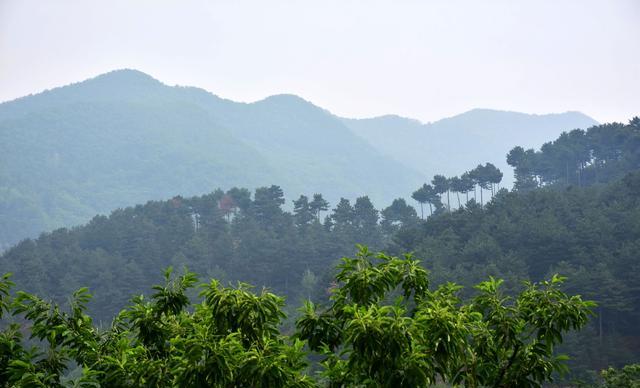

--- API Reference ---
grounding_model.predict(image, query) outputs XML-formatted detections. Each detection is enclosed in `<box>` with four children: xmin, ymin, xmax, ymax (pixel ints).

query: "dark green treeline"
<box><xmin>0</xmin><ymin>187</ymin><xmax>419</xmax><ymax>323</ymax></box>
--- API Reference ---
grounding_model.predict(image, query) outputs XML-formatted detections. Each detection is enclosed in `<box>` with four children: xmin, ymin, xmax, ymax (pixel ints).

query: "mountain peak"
<box><xmin>85</xmin><ymin>69</ymin><xmax>163</xmax><ymax>89</ymax></box>
<box><xmin>47</xmin><ymin>69</ymin><xmax>166</xmax><ymax>103</ymax></box>
<box><xmin>257</xmin><ymin>94</ymin><xmax>310</xmax><ymax>106</ymax></box>
<box><xmin>252</xmin><ymin>94</ymin><xmax>330</xmax><ymax>117</ymax></box>
<box><xmin>0</xmin><ymin>69</ymin><xmax>169</xmax><ymax>118</ymax></box>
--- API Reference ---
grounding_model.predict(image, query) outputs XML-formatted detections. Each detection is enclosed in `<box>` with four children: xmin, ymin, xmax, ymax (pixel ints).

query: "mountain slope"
<box><xmin>0</xmin><ymin>70</ymin><xmax>423</xmax><ymax>249</ymax></box>
<box><xmin>342</xmin><ymin>109</ymin><xmax>599</xmax><ymax>186</ymax></box>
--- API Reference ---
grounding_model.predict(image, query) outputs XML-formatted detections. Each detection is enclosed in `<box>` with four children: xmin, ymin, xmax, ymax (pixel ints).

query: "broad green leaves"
<box><xmin>600</xmin><ymin>364</ymin><xmax>640</xmax><ymax>388</ymax></box>
<box><xmin>0</xmin><ymin>269</ymin><xmax>313</xmax><ymax>387</ymax></box>
<box><xmin>297</xmin><ymin>246</ymin><xmax>594</xmax><ymax>387</ymax></box>
<box><xmin>0</xmin><ymin>246</ymin><xmax>594</xmax><ymax>387</ymax></box>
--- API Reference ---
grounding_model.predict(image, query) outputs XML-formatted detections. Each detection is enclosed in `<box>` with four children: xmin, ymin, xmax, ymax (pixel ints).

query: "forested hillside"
<box><xmin>390</xmin><ymin>118</ymin><xmax>640</xmax><ymax>379</ymax></box>
<box><xmin>0</xmin><ymin>69</ymin><xmax>597</xmax><ymax>250</ymax></box>
<box><xmin>0</xmin><ymin>70</ymin><xmax>421</xmax><ymax>250</ymax></box>
<box><xmin>394</xmin><ymin>171</ymin><xmax>640</xmax><ymax>377</ymax></box>
<box><xmin>0</xmin><ymin>188</ymin><xmax>402</xmax><ymax>322</ymax></box>
<box><xmin>1</xmin><ymin>114</ymin><xmax>638</xmax><ymax>382</ymax></box>
<box><xmin>507</xmin><ymin>117</ymin><xmax>640</xmax><ymax>189</ymax></box>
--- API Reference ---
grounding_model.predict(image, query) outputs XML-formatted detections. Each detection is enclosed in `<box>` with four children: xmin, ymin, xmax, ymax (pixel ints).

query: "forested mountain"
<box><xmin>0</xmin><ymin>70</ymin><xmax>598</xmax><ymax>250</ymax></box>
<box><xmin>2</xmin><ymin>117</ymin><xmax>637</xmax><ymax>383</ymax></box>
<box><xmin>0</xmin><ymin>70</ymin><xmax>421</xmax><ymax>250</ymax></box>
<box><xmin>342</xmin><ymin>109</ymin><xmax>598</xmax><ymax>187</ymax></box>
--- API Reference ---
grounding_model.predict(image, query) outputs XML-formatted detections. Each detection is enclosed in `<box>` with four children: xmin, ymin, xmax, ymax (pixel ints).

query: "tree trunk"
<box><xmin>599</xmin><ymin>307</ymin><xmax>603</xmax><ymax>345</ymax></box>
<box><xmin>578</xmin><ymin>162</ymin><xmax>583</xmax><ymax>187</ymax></box>
<box><xmin>420</xmin><ymin>203</ymin><xmax>424</xmax><ymax>219</ymax></box>
<box><xmin>456</xmin><ymin>192</ymin><xmax>461</xmax><ymax>209</ymax></box>
<box><xmin>480</xmin><ymin>187</ymin><xmax>483</xmax><ymax>206</ymax></box>
<box><xmin>428</xmin><ymin>203</ymin><xmax>433</xmax><ymax>216</ymax></box>
<box><xmin>446</xmin><ymin>191</ymin><xmax>450</xmax><ymax>211</ymax></box>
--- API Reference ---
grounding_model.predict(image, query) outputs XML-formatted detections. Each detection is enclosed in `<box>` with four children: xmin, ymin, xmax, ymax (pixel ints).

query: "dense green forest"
<box><xmin>507</xmin><ymin>117</ymin><xmax>640</xmax><ymax>189</ymax></box>
<box><xmin>1</xmin><ymin>117</ymin><xmax>639</xmax><ymax>384</ymax></box>
<box><xmin>0</xmin><ymin>69</ymin><xmax>422</xmax><ymax>250</ymax></box>
<box><xmin>389</xmin><ymin>118</ymin><xmax>640</xmax><ymax>381</ymax></box>
<box><xmin>0</xmin><ymin>69</ymin><xmax>596</xmax><ymax>250</ymax></box>
<box><xmin>0</xmin><ymin>249</ymin><xmax>595</xmax><ymax>387</ymax></box>
<box><xmin>1</xmin><ymin>186</ymin><xmax>397</xmax><ymax>322</ymax></box>
<box><xmin>395</xmin><ymin>170</ymin><xmax>640</xmax><ymax>377</ymax></box>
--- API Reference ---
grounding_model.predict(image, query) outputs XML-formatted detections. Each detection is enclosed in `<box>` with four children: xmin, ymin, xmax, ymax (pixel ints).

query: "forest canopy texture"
<box><xmin>0</xmin><ymin>248</ymin><xmax>594</xmax><ymax>387</ymax></box>
<box><xmin>0</xmin><ymin>117</ymin><xmax>639</xmax><ymax>385</ymax></box>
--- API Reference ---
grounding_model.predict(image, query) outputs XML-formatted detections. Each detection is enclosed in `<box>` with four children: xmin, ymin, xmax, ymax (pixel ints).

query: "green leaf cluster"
<box><xmin>0</xmin><ymin>247</ymin><xmax>595</xmax><ymax>387</ymax></box>
<box><xmin>296</xmin><ymin>246</ymin><xmax>594</xmax><ymax>387</ymax></box>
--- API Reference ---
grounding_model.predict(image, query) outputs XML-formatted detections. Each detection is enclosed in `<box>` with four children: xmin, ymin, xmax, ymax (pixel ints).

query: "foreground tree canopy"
<box><xmin>0</xmin><ymin>246</ymin><xmax>593</xmax><ymax>387</ymax></box>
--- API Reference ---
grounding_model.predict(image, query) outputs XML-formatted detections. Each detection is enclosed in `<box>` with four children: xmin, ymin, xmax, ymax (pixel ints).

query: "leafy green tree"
<box><xmin>296</xmin><ymin>246</ymin><xmax>594</xmax><ymax>388</ymax></box>
<box><xmin>414</xmin><ymin>183</ymin><xmax>440</xmax><ymax>216</ymax></box>
<box><xmin>507</xmin><ymin>146</ymin><xmax>539</xmax><ymax>191</ymax></box>
<box><xmin>448</xmin><ymin>176</ymin><xmax>464</xmax><ymax>209</ymax></box>
<box><xmin>600</xmin><ymin>364</ymin><xmax>640</xmax><ymax>388</ymax></box>
<box><xmin>0</xmin><ymin>244</ymin><xmax>599</xmax><ymax>387</ymax></box>
<box><xmin>352</xmin><ymin>196</ymin><xmax>381</xmax><ymax>247</ymax></box>
<box><xmin>252</xmin><ymin>185</ymin><xmax>286</xmax><ymax>224</ymax></box>
<box><xmin>293</xmin><ymin>195</ymin><xmax>314</xmax><ymax>227</ymax></box>
<box><xmin>353</xmin><ymin>196</ymin><xmax>378</xmax><ymax>230</ymax></box>
<box><xmin>431</xmin><ymin>175</ymin><xmax>450</xmax><ymax>211</ymax></box>
<box><xmin>469</xmin><ymin>164</ymin><xmax>496</xmax><ymax>205</ymax></box>
<box><xmin>412</xmin><ymin>184</ymin><xmax>431</xmax><ymax>219</ymax></box>
<box><xmin>484</xmin><ymin>162</ymin><xmax>503</xmax><ymax>195</ymax></box>
<box><xmin>226</xmin><ymin>187</ymin><xmax>252</xmax><ymax>212</ymax></box>
<box><xmin>331</xmin><ymin>198</ymin><xmax>355</xmax><ymax>227</ymax></box>
<box><xmin>309</xmin><ymin>194</ymin><xmax>330</xmax><ymax>223</ymax></box>
<box><xmin>459</xmin><ymin>172</ymin><xmax>475</xmax><ymax>203</ymax></box>
<box><xmin>381</xmin><ymin>198</ymin><xmax>418</xmax><ymax>233</ymax></box>
<box><xmin>0</xmin><ymin>269</ymin><xmax>316</xmax><ymax>387</ymax></box>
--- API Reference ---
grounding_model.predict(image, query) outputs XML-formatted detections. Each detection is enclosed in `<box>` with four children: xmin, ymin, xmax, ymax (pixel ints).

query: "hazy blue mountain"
<box><xmin>342</xmin><ymin>109</ymin><xmax>599</xmax><ymax>186</ymax></box>
<box><xmin>0</xmin><ymin>70</ymin><xmax>423</xmax><ymax>249</ymax></box>
<box><xmin>0</xmin><ymin>69</ymin><xmax>598</xmax><ymax>250</ymax></box>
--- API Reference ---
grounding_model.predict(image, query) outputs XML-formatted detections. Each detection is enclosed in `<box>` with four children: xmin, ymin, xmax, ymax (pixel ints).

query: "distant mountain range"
<box><xmin>0</xmin><ymin>69</ymin><xmax>597</xmax><ymax>249</ymax></box>
<box><xmin>342</xmin><ymin>110</ymin><xmax>598</xmax><ymax>187</ymax></box>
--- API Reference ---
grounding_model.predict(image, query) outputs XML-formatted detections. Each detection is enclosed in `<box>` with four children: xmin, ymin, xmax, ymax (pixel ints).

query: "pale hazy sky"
<box><xmin>0</xmin><ymin>0</ymin><xmax>638</xmax><ymax>123</ymax></box>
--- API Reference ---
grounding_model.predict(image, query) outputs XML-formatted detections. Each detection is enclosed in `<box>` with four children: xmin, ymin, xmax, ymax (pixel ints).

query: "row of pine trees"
<box><xmin>411</xmin><ymin>162</ymin><xmax>503</xmax><ymax>218</ymax></box>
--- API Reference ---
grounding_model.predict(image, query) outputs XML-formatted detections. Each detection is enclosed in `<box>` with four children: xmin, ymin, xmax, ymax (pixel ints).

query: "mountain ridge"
<box><xmin>341</xmin><ymin>108</ymin><xmax>598</xmax><ymax>186</ymax></box>
<box><xmin>1</xmin><ymin>69</ymin><xmax>597</xmax><ymax>126</ymax></box>
<box><xmin>0</xmin><ymin>69</ymin><xmax>598</xmax><ymax>250</ymax></box>
<box><xmin>0</xmin><ymin>69</ymin><xmax>422</xmax><ymax>249</ymax></box>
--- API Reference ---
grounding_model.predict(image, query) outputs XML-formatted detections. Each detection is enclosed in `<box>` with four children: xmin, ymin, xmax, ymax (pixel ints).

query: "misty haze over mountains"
<box><xmin>0</xmin><ymin>69</ymin><xmax>597</xmax><ymax>249</ymax></box>
<box><xmin>343</xmin><ymin>109</ymin><xmax>597</xmax><ymax>188</ymax></box>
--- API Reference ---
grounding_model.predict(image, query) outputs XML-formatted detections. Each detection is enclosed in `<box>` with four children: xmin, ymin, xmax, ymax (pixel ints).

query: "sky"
<box><xmin>0</xmin><ymin>0</ymin><xmax>638</xmax><ymax>123</ymax></box>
